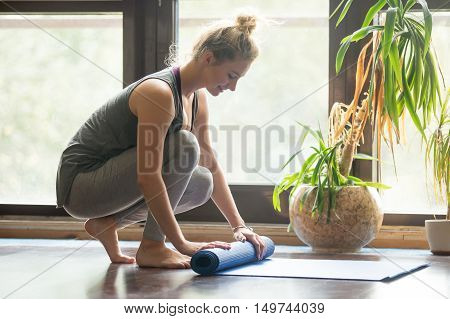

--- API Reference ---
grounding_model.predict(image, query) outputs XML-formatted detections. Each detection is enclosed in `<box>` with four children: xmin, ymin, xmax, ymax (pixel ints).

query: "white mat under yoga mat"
<box><xmin>216</xmin><ymin>258</ymin><xmax>429</xmax><ymax>281</ymax></box>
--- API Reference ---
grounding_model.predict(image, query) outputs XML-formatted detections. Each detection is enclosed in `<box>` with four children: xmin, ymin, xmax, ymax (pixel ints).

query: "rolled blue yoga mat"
<box><xmin>191</xmin><ymin>236</ymin><xmax>275</xmax><ymax>275</ymax></box>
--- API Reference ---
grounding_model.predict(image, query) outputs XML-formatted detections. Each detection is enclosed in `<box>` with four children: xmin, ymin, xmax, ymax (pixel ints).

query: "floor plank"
<box><xmin>0</xmin><ymin>239</ymin><xmax>448</xmax><ymax>299</ymax></box>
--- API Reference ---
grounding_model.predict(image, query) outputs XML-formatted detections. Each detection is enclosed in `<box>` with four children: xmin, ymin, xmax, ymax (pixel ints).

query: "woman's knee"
<box><xmin>63</xmin><ymin>202</ymin><xmax>89</xmax><ymax>219</ymax></box>
<box><xmin>165</xmin><ymin>130</ymin><xmax>200</xmax><ymax>173</ymax></box>
<box><xmin>194</xmin><ymin>166</ymin><xmax>214</xmax><ymax>205</ymax></box>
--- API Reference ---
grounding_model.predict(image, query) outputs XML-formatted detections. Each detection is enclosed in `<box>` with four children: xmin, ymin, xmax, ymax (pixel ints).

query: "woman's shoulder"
<box><xmin>135</xmin><ymin>67</ymin><xmax>175</xmax><ymax>93</ymax></box>
<box><xmin>134</xmin><ymin>77</ymin><xmax>173</xmax><ymax>97</ymax></box>
<box><xmin>129</xmin><ymin>77</ymin><xmax>175</xmax><ymax>119</ymax></box>
<box><xmin>129</xmin><ymin>68</ymin><xmax>175</xmax><ymax>98</ymax></box>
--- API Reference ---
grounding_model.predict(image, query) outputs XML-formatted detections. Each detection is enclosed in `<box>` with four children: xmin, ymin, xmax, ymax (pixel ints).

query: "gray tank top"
<box><xmin>56</xmin><ymin>67</ymin><xmax>198</xmax><ymax>208</ymax></box>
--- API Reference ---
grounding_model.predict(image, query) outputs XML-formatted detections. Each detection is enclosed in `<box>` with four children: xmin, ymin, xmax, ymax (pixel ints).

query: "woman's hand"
<box><xmin>233</xmin><ymin>227</ymin><xmax>266</xmax><ymax>260</ymax></box>
<box><xmin>176</xmin><ymin>240</ymin><xmax>231</xmax><ymax>256</ymax></box>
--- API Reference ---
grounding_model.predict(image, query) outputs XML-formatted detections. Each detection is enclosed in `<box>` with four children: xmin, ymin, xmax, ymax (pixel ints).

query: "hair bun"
<box><xmin>235</xmin><ymin>14</ymin><xmax>257</xmax><ymax>35</ymax></box>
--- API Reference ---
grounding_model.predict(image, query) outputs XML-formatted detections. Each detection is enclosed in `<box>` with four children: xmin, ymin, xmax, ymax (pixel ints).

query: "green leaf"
<box><xmin>336</xmin><ymin>0</ymin><xmax>354</xmax><ymax>27</ymax></box>
<box><xmin>353</xmin><ymin>153</ymin><xmax>380</xmax><ymax>161</ymax></box>
<box><xmin>355</xmin><ymin>181</ymin><xmax>391</xmax><ymax>189</ymax></box>
<box><xmin>298</xmin><ymin>153</ymin><xmax>319</xmax><ymax>182</ymax></box>
<box><xmin>330</xmin><ymin>0</ymin><xmax>347</xmax><ymax>20</ymax></box>
<box><xmin>347</xmin><ymin>175</ymin><xmax>363</xmax><ymax>183</ymax></box>
<box><xmin>272</xmin><ymin>185</ymin><xmax>281</xmax><ymax>212</ymax></box>
<box><xmin>382</xmin><ymin>7</ymin><xmax>397</xmax><ymax>60</ymax></box>
<box><xmin>402</xmin><ymin>66</ymin><xmax>427</xmax><ymax>140</ymax></box>
<box><xmin>331</xmin><ymin>166</ymin><xmax>340</xmax><ymax>185</ymax></box>
<box><xmin>388</xmin><ymin>40</ymin><xmax>403</xmax><ymax>87</ymax></box>
<box><xmin>281</xmin><ymin>148</ymin><xmax>304</xmax><ymax>170</ymax></box>
<box><xmin>362</xmin><ymin>0</ymin><xmax>387</xmax><ymax>28</ymax></box>
<box><xmin>287</xmin><ymin>223</ymin><xmax>293</xmax><ymax>233</ymax></box>
<box><xmin>368</xmin><ymin>44</ymin><xmax>383</xmax><ymax>111</ymax></box>
<box><xmin>404</xmin><ymin>0</ymin><xmax>416</xmax><ymax>12</ymax></box>
<box><xmin>311</xmin><ymin>153</ymin><xmax>327</xmax><ymax>185</ymax></box>
<box><xmin>336</xmin><ymin>40</ymin><xmax>351</xmax><ymax>73</ymax></box>
<box><xmin>295</xmin><ymin>122</ymin><xmax>318</xmax><ymax>141</ymax></box>
<box><xmin>316</xmin><ymin>123</ymin><xmax>325</xmax><ymax>142</ymax></box>
<box><xmin>414</xmin><ymin>53</ymin><xmax>423</xmax><ymax>106</ymax></box>
<box><xmin>386</xmin><ymin>0</ymin><xmax>397</xmax><ymax>7</ymax></box>
<box><xmin>297</xmin><ymin>126</ymin><xmax>309</xmax><ymax>149</ymax></box>
<box><xmin>420</xmin><ymin>65</ymin><xmax>430</xmax><ymax>111</ymax></box>
<box><xmin>396</xmin><ymin>0</ymin><xmax>404</xmax><ymax>13</ymax></box>
<box><xmin>417</xmin><ymin>0</ymin><xmax>432</xmax><ymax>56</ymax></box>
<box><xmin>316</xmin><ymin>177</ymin><xmax>325</xmax><ymax>215</ymax></box>
<box><xmin>385</xmin><ymin>59</ymin><xmax>400</xmax><ymax>130</ymax></box>
<box><xmin>295</xmin><ymin>121</ymin><xmax>327</xmax><ymax>151</ymax></box>
<box><xmin>327</xmin><ymin>187</ymin><xmax>334</xmax><ymax>223</ymax></box>
<box><xmin>300</xmin><ymin>187</ymin><xmax>315</xmax><ymax>207</ymax></box>
<box><xmin>340</xmin><ymin>25</ymin><xmax>384</xmax><ymax>44</ymax></box>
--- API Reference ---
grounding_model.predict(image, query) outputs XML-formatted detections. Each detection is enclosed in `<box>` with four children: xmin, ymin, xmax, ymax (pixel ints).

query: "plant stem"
<box><xmin>339</xmin><ymin>141</ymin><xmax>356</xmax><ymax>177</ymax></box>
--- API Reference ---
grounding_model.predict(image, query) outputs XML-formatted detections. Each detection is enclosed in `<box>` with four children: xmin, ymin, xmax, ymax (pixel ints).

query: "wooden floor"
<box><xmin>0</xmin><ymin>239</ymin><xmax>448</xmax><ymax>299</ymax></box>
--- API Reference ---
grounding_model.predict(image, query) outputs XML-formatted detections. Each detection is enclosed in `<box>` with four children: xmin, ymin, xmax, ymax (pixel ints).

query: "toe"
<box><xmin>180</xmin><ymin>261</ymin><xmax>190</xmax><ymax>269</ymax></box>
<box><xmin>111</xmin><ymin>255</ymin><xmax>136</xmax><ymax>264</ymax></box>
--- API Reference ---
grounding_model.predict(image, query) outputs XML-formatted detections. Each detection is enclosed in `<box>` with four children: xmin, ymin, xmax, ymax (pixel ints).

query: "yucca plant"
<box><xmin>333</xmin><ymin>0</ymin><xmax>443</xmax><ymax>170</ymax></box>
<box><xmin>425</xmin><ymin>89</ymin><xmax>449</xmax><ymax>219</ymax></box>
<box><xmin>273</xmin><ymin>0</ymin><xmax>445</xmax><ymax>224</ymax></box>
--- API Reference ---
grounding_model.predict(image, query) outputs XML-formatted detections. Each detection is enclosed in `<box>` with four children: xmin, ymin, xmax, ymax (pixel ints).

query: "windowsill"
<box><xmin>0</xmin><ymin>215</ymin><xmax>429</xmax><ymax>249</ymax></box>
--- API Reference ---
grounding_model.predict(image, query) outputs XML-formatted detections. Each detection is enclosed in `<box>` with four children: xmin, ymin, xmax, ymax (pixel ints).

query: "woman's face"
<box><xmin>204</xmin><ymin>56</ymin><xmax>253</xmax><ymax>96</ymax></box>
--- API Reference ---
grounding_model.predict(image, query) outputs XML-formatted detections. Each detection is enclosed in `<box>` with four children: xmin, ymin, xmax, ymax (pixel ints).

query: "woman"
<box><xmin>56</xmin><ymin>14</ymin><xmax>266</xmax><ymax>269</ymax></box>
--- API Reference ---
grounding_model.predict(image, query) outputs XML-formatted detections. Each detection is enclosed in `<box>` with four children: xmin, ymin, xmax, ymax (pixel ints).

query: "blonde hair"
<box><xmin>193</xmin><ymin>14</ymin><xmax>259</xmax><ymax>63</ymax></box>
<box><xmin>165</xmin><ymin>14</ymin><xmax>259</xmax><ymax>67</ymax></box>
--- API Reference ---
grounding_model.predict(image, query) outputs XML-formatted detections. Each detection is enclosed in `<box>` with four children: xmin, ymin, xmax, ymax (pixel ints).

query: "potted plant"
<box><xmin>273</xmin><ymin>120</ymin><xmax>388</xmax><ymax>253</ymax></box>
<box><xmin>273</xmin><ymin>0</ymin><xmax>445</xmax><ymax>252</ymax></box>
<box><xmin>424</xmin><ymin>90</ymin><xmax>449</xmax><ymax>255</ymax></box>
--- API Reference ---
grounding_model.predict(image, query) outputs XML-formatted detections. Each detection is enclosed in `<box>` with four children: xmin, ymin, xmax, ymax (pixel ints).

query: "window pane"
<box><xmin>380</xmin><ymin>12</ymin><xmax>449</xmax><ymax>214</ymax></box>
<box><xmin>0</xmin><ymin>14</ymin><xmax>123</xmax><ymax>204</ymax></box>
<box><xmin>178</xmin><ymin>0</ymin><xmax>329</xmax><ymax>185</ymax></box>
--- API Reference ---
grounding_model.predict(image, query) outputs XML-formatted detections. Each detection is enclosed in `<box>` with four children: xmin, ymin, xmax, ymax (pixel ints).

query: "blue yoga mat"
<box><xmin>191</xmin><ymin>236</ymin><xmax>275</xmax><ymax>275</ymax></box>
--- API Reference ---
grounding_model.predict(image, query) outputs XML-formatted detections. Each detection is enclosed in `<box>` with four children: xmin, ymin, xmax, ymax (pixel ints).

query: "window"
<box><xmin>178</xmin><ymin>0</ymin><xmax>329</xmax><ymax>185</ymax></box>
<box><xmin>380</xmin><ymin>12</ymin><xmax>449</xmax><ymax>214</ymax></box>
<box><xmin>1</xmin><ymin>0</ymin><xmax>448</xmax><ymax>223</ymax></box>
<box><xmin>0</xmin><ymin>14</ymin><xmax>123</xmax><ymax>204</ymax></box>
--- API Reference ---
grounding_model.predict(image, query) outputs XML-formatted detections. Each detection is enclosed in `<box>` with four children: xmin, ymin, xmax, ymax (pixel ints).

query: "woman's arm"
<box><xmin>193</xmin><ymin>90</ymin><xmax>266</xmax><ymax>259</ymax></box>
<box><xmin>132</xmin><ymin>81</ymin><xmax>230</xmax><ymax>256</ymax></box>
<box><xmin>193</xmin><ymin>90</ymin><xmax>244</xmax><ymax>228</ymax></box>
<box><xmin>132</xmin><ymin>79</ymin><xmax>187</xmax><ymax>248</ymax></box>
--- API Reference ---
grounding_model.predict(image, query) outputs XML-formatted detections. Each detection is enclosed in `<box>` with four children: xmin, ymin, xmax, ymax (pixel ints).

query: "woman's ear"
<box><xmin>202</xmin><ymin>50</ymin><xmax>215</xmax><ymax>65</ymax></box>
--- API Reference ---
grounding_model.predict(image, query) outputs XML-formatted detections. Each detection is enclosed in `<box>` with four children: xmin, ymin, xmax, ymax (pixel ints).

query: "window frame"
<box><xmin>0</xmin><ymin>0</ymin><xmax>448</xmax><ymax>227</ymax></box>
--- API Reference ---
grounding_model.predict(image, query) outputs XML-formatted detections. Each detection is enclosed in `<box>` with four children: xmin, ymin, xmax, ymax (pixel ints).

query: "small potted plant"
<box><xmin>273</xmin><ymin>0</ymin><xmax>445</xmax><ymax>252</ymax></box>
<box><xmin>424</xmin><ymin>90</ymin><xmax>449</xmax><ymax>255</ymax></box>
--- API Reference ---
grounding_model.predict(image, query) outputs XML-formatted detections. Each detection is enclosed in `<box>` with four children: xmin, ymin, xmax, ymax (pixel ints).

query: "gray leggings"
<box><xmin>63</xmin><ymin>130</ymin><xmax>213</xmax><ymax>241</ymax></box>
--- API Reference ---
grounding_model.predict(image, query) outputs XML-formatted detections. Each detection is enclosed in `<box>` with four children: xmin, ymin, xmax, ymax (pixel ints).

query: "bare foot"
<box><xmin>136</xmin><ymin>239</ymin><xmax>191</xmax><ymax>269</ymax></box>
<box><xmin>85</xmin><ymin>216</ymin><xmax>136</xmax><ymax>264</ymax></box>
